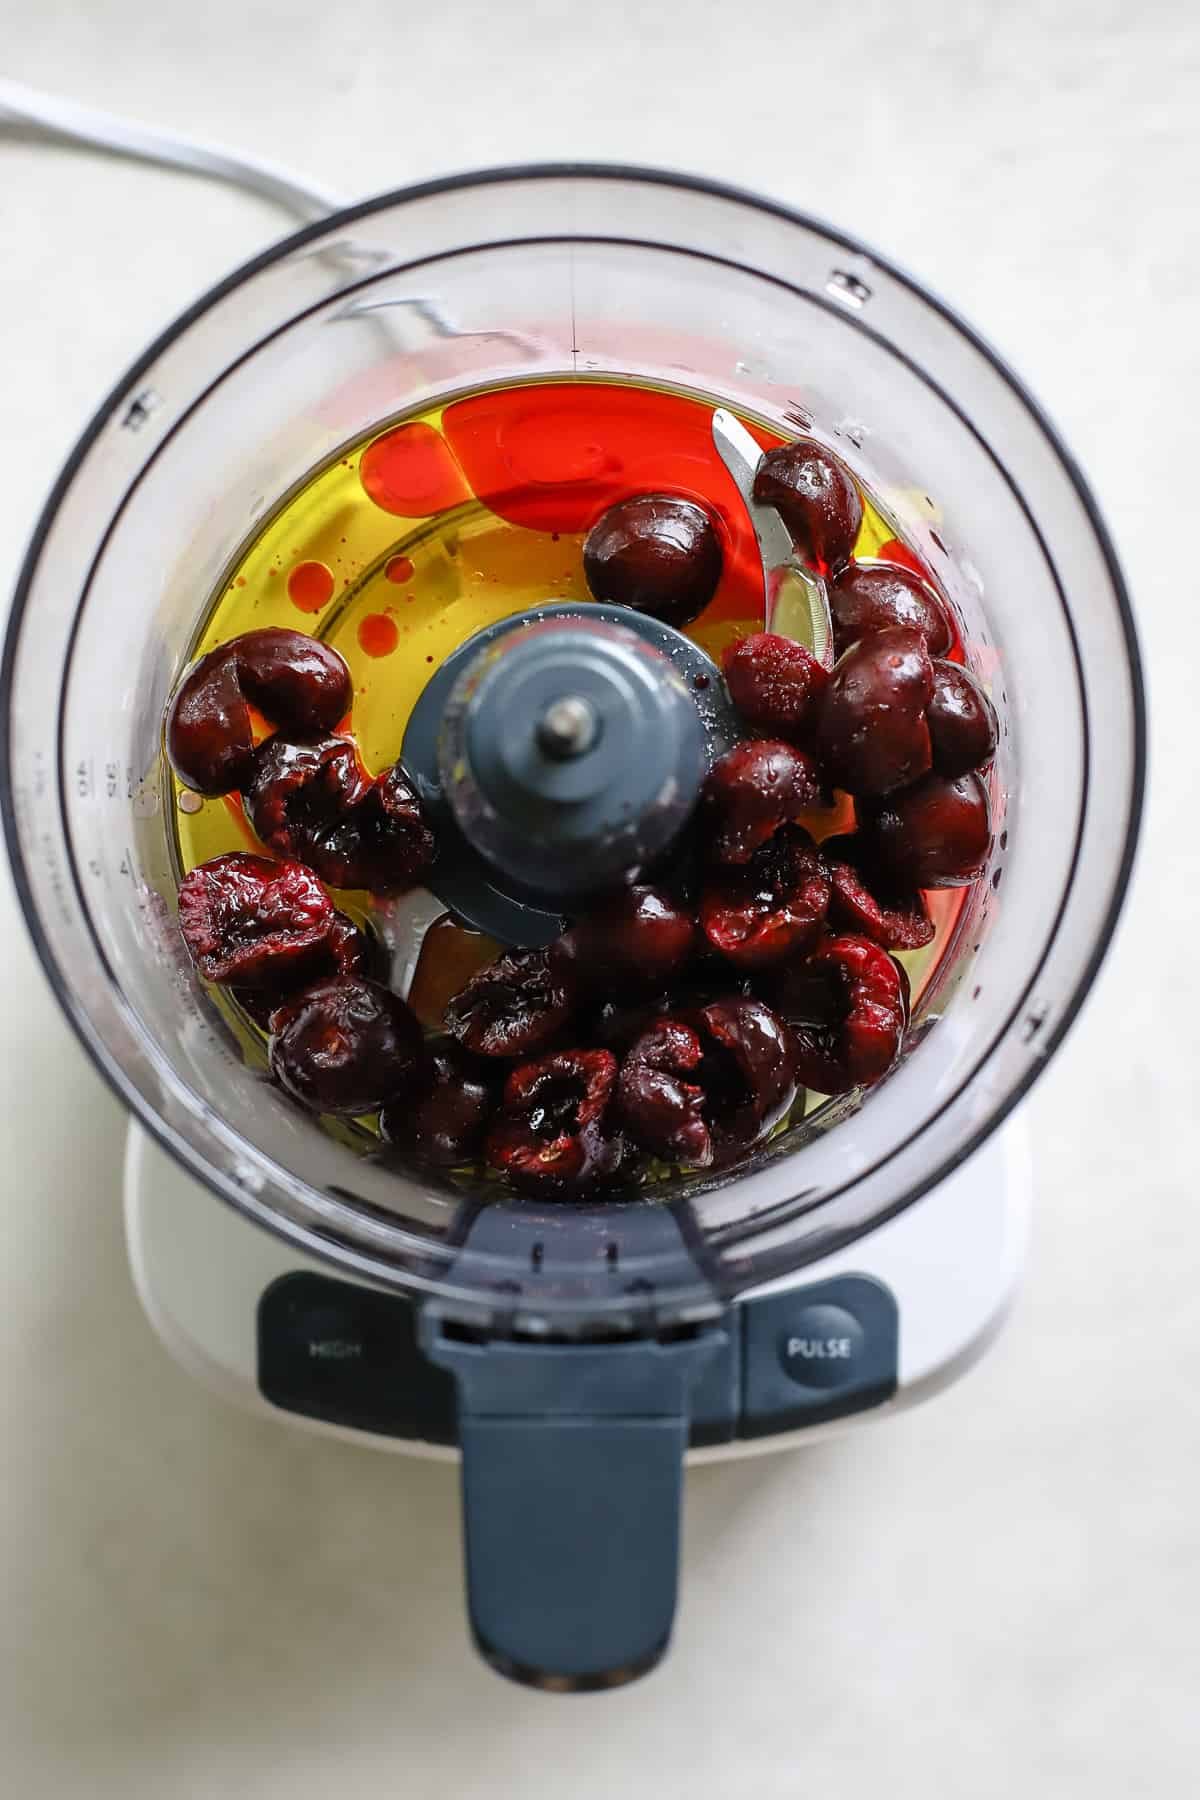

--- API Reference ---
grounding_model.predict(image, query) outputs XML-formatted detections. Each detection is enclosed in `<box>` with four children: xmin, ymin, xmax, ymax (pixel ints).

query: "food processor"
<box><xmin>0</xmin><ymin>163</ymin><xmax>1144</xmax><ymax>1690</ymax></box>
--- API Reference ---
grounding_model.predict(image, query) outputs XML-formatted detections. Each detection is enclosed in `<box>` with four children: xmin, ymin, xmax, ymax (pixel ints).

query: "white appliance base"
<box><xmin>125</xmin><ymin>1121</ymin><xmax>1030</xmax><ymax>1461</ymax></box>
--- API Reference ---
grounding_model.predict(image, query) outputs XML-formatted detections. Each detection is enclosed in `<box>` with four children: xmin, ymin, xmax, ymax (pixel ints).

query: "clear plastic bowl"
<box><xmin>0</xmin><ymin>166</ymin><xmax>1144</xmax><ymax>1329</ymax></box>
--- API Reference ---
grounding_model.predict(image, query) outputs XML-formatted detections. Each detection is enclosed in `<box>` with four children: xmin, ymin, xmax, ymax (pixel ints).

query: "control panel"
<box><xmin>258</xmin><ymin>1270</ymin><xmax>899</xmax><ymax>1446</ymax></box>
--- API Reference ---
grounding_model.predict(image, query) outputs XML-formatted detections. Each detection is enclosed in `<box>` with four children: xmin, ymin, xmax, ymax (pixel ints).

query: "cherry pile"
<box><xmin>167</xmin><ymin>435</ymin><xmax>998</xmax><ymax>1200</ymax></box>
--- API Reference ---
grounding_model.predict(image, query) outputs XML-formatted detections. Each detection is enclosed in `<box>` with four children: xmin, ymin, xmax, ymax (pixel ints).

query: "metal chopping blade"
<box><xmin>711</xmin><ymin>408</ymin><xmax>835</xmax><ymax>668</ymax></box>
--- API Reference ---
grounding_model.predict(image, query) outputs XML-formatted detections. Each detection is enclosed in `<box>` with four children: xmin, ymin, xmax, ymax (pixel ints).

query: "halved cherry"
<box><xmin>178</xmin><ymin>852</ymin><xmax>334</xmax><ymax>988</ymax></box>
<box><xmin>830</xmin><ymin>560</ymin><xmax>953</xmax><ymax>658</ymax></box>
<box><xmin>583</xmin><ymin>494</ymin><xmax>723</xmax><ymax>628</ymax></box>
<box><xmin>302</xmin><ymin>762</ymin><xmax>436</xmax><ymax>895</ymax></box>
<box><xmin>486</xmin><ymin>1049</ymin><xmax>624</xmax><ymax>1196</ymax></box>
<box><xmin>822</xmin><ymin>836</ymin><xmax>934</xmax><ymax>951</ymax></box>
<box><xmin>768</xmin><ymin>935</ymin><xmax>908</xmax><ymax>1095</ymax></box>
<box><xmin>752</xmin><ymin>439</ymin><xmax>862</xmax><ymax>575</ymax></box>
<box><xmin>381</xmin><ymin>1046</ymin><xmax>494</xmax><ymax>1166</ymax></box>
<box><xmin>701</xmin><ymin>739</ymin><xmax>824</xmax><ymax>865</ymax></box>
<box><xmin>858</xmin><ymin>771</ymin><xmax>992</xmax><ymax>889</ymax></box>
<box><xmin>616</xmin><ymin>1020</ymin><xmax>711</xmax><ymax>1167</ymax></box>
<box><xmin>700</xmin><ymin>825</ymin><xmax>831</xmax><ymax>970</ymax></box>
<box><xmin>685</xmin><ymin>996</ymin><xmax>800</xmax><ymax>1165</ymax></box>
<box><xmin>444</xmin><ymin>944</ymin><xmax>577</xmax><ymax>1058</ymax></box>
<box><xmin>166</xmin><ymin>629</ymin><xmax>352</xmax><ymax>796</ymax></box>
<box><xmin>243</xmin><ymin>736</ymin><xmax>365</xmax><ymax>861</ymax></box>
<box><xmin>559</xmin><ymin>885</ymin><xmax>696</xmax><ymax>991</ymax></box>
<box><xmin>927</xmin><ymin>662</ymin><xmax>998</xmax><ymax>777</ymax></box>
<box><xmin>244</xmin><ymin>737</ymin><xmax>435</xmax><ymax>897</ymax></box>
<box><xmin>817</xmin><ymin>626</ymin><xmax>934</xmax><ymax>797</ymax></box>
<box><xmin>268</xmin><ymin>975</ymin><xmax>426</xmax><ymax>1117</ymax></box>
<box><xmin>231</xmin><ymin>908</ymin><xmax>378</xmax><ymax>1029</ymax></box>
<box><xmin>722</xmin><ymin>632</ymin><xmax>829</xmax><ymax>743</ymax></box>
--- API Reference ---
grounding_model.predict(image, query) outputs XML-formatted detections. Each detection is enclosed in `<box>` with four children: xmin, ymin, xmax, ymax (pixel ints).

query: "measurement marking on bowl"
<box><xmin>1021</xmin><ymin>1002</ymin><xmax>1049</xmax><ymax>1044</ymax></box>
<box><xmin>826</xmin><ymin>270</ymin><xmax>872</xmax><ymax>308</ymax></box>
<box><xmin>121</xmin><ymin>387</ymin><xmax>162</xmax><ymax>432</ymax></box>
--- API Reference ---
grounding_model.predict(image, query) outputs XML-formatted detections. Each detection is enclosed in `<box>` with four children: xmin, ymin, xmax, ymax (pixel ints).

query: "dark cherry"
<box><xmin>166</xmin><ymin>628</ymin><xmax>352</xmax><ymax>796</ymax></box>
<box><xmin>817</xmin><ymin>626</ymin><xmax>934</xmax><ymax>797</ymax></box>
<box><xmin>589</xmin><ymin>993</ymin><xmax>675</xmax><ymax>1054</ymax></box>
<box><xmin>616</xmin><ymin>1020</ymin><xmax>712</xmax><ymax>1168</ymax></box>
<box><xmin>381</xmin><ymin>1046</ymin><xmax>494</xmax><ymax>1166</ymax></box>
<box><xmin>769</xmin><ymin>935</ymin><xmax>908</xmax><ymax>1095</ymax></box>
<box><xmin>560</xmin><ymin>885</ymin><xmax>696</xmax><ymax>990</ymax></box>
<box><xmin>822</xmin><ymin>836</ymin><xmax>934</xmax><ymax>951</ymax></box>
<box><xmin>859</xmin><ymin>771</ymin><xmax>992</xmax><ymax>889</ymax></box>
<box><xmin>685</xmin><ymin>996</ymin><xmax>800</xmax><ymax>1165</ymax></box>
<box><xmin>926</xmin><ymin>662</ymin><xmax>998</xmax><ymax>777</ymax></box>
<box><xmin>243</xmin><ymin>736</ymin><xmax>365</xmax><ymax>861</ymax></box>
<box><xmin>444</xmin><ymin>944</ymin><xmax>577</xmax><ymax>1058</ymax></box>
<box><xmin>752</xmin><ymin>439</ymin><xmax>862</xmax><ymax>575</ymax></box>
<box><xmin>722</xmin><ymin>633</ymin><xmax>829</xmax><ymax>743</ymax></box>
<box><xmin>485</xmin><ymin>1049</ymin><xmax>624</xmax><ymax>1196</ymax></box>
<box><xmin>701</xmin><ymin>739</ymin><xmax>824</xmax><ymax>865</ymax></box>
<box><xmin>586</xmin><ymin>950</ymin><xmax>757</xmax><ymax>1053</ymax></box>
<box><xmin>268</xmin><ymin>976</ymin><xmax>426</xmax><ymax>1116</ymax></box>
<box><xmin>243</xmin><ymin>736</ymin><xmax>434</xmax><ymax>896</ymax></box>
<box><xmin>178</xmin><ymin>852</ymin><xmax>334</xmax><ymax>988</ymax></box>
<box><xmin>830</xmin><ymin>560</ymin><xmax>953</xmax><ymax>658</ymax></box>
<box><xmin>300</xmin><ymin>761</ymin><xmax>436</xmax><ymax>895</ymax></box>
<box><xmin>325</xmin><ymin>910</ymin><xmax>377</xmax><ymax>978</ymax></box>
<box><xmin>232</xmin><ymin>909</ymin><xmax>377</xmax><ymax>1028</ymax></box>
<box><xmin>582</xmin><ymin>494</ymin><xmax>723</xmax><ymax>628</ymax></box>
<box><xmin>700</xmin><ymin>825</ymin><xmax>831</xmax><ymax>970</ymax></box>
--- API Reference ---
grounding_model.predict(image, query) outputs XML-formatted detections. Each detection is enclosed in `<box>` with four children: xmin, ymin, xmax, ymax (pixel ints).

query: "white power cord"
<box><xmin>0</xmin><ymin>76</ymin><xmax>344</xmax><ymax>224</ymax></box>
<box><xmin>0</xmin><ymin>78</ymin><xmax>473</xmax><ymax>339</ymax></box>
<box><xmin>0</xmin><ymin>79</ymin><xmax>559</xmax><ymax>358</ymax></box>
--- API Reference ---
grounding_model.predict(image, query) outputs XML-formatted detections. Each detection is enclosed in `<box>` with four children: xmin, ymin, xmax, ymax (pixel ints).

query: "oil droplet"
<box><xmin>360</xmin><ymin>422</ymin><xmax>469</xmax><ymax>517</ymax></box>
<box><xmin>178</xmin><ymin>789</ymin><xmax>203</xmax><ymax>814</ymax></box>
<box><xmin>235</xmin><ymin>576</ymin><xmax>247</xmax><ymax>588</ymax></box>
<box><xmin>357</xmin><ymin>613</ymin><xmax>399</xmax><ymax>658</ymax></box>
<box><xmin>287</xmin><ymin>560</ymin><xmax>335</xmax><ymax>613</ymax></box>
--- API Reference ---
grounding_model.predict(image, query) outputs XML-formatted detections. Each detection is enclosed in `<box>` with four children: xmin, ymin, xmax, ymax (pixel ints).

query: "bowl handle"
<box><xmin>423</xmin><ymin>1319</ymin><xmax>727</xmax><ymax>1690</ymax></box>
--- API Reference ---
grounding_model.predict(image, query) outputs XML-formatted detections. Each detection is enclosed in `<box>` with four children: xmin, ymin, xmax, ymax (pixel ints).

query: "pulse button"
<box><xmin>740</xmin><ymin>1275</ymin><xmax>899</xmax><ymax>1437</ymax></box>
<box><xmin>778</xmin><ymin>1304</ymin><xmax>866</xmax><ymax>1390</ymax></box>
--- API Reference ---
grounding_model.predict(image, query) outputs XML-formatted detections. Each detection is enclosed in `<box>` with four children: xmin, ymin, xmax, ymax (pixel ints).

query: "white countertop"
<box><xmin>2</xmin><ymin>3</ymin><xmax>1197</xmax><ymax>1794</ymax></box>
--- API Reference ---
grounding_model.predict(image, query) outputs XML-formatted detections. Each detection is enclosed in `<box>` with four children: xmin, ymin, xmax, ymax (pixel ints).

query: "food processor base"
<box><xmin>124</xmin><ymin>1121</ymin><xmax>1030</xmax><ymax>1461</ymax></box>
